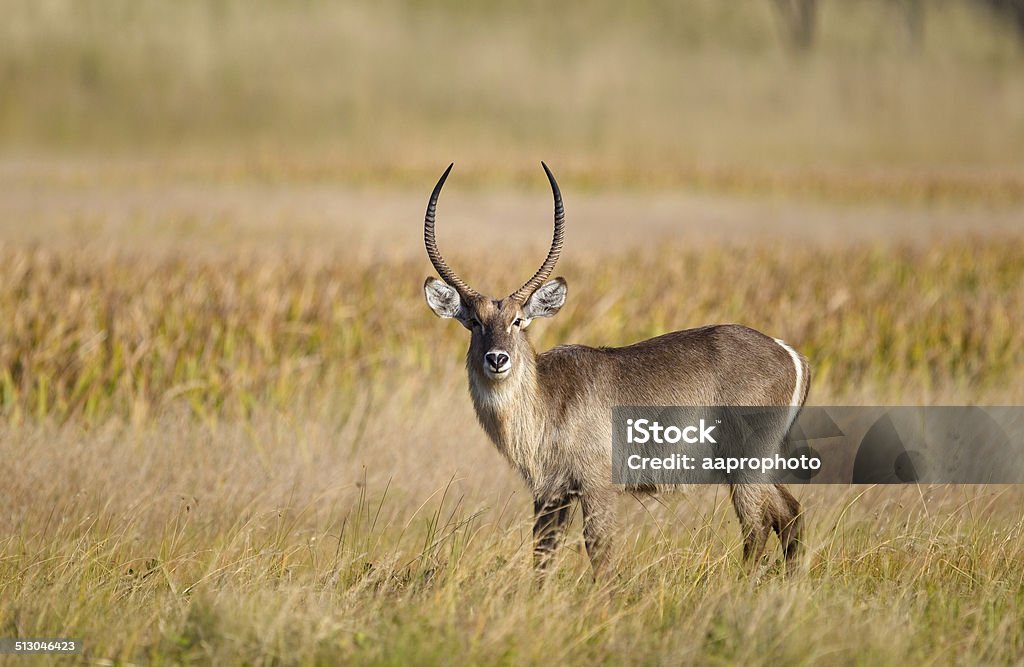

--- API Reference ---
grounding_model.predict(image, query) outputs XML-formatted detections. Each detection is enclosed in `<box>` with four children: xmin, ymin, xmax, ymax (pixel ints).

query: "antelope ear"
<box><xmin>522</xmin><ymin>277</ymin><xmax>567</xmax><ymax>319</ymax></box>
<box><xmin>424</xmin><ymin>277</ymin><xmax>463</xmax><ymax>318</ymax></box>
<box><xmin>424</xmin><ymin>277</ymin><xmax>475</xmax><ymax>329</ymax></box>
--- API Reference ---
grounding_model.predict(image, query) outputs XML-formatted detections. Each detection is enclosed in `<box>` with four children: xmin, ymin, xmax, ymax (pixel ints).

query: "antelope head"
<box><xmin>423</xmin><ymin>163</ymin><xmax>568</xmax><ymax>383</ymax></box>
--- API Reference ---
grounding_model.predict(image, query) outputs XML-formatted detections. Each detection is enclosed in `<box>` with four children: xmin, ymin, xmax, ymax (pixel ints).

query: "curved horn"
<box><xmin>424</xmin><ymin>163</ymin><xmax>478</xmax><ymax>298</ymax></box>
<box><xmin>507</xmin><ymin>162</ymin><xmax>565</xmax><ymax>303</ymax></box>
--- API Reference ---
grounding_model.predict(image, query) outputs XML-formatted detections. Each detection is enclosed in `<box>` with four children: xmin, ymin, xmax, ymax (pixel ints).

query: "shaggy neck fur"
<box><xmin>467</xmin><ymin>346</ymin><xmax>546</xmax><ymax>489</ymax></box>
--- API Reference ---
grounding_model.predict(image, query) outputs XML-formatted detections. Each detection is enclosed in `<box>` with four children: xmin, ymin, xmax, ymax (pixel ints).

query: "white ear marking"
<box><xmin>424</xmin><ymin>278</ymin><xmax>464</xmax><ymax>321</ymax></box>
<box><xmin>522</xmin><ymin>278</ymin><xmax>567</xmax><ymax>320</ymax></box>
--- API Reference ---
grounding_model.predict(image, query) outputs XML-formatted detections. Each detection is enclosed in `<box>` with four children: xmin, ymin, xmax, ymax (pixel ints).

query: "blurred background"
<box><xmin>2</xmin><ymin>0</ymin><xmax>1023</xmax><ymax>177</ymax></box>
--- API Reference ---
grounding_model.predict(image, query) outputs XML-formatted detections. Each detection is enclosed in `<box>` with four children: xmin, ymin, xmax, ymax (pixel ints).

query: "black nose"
<box><xmin>485</xmin><ymin>351</ymin><xmax>510</xmax><ymax>371</ymax></box>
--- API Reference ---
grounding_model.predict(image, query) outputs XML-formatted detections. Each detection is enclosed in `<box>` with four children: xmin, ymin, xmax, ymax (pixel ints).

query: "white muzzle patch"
<box><xmin>484</xmin><ymin>349</ymin><xmax>512</xmax><ymax>379</ymax></box>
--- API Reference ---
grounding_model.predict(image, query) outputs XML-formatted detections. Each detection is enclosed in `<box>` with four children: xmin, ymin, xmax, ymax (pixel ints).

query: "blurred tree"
<box><xmin>901</xmin><ymin>0</ymin><xmax>926</xmax><ymax>49</ymax></box>
<box><xmin>771</xmin><ymin>0</ymin><xmax>926</xmax><ymax>53</ymax></box>
<box><xmin>974</xmin><ymin>0</ymin><xmax>1024</xmax><ymax>41</ymax></box>
<box><xmin>771</xmin><ymin>0</ymin><xmax>818</xmax><ymax>51</ymax></box>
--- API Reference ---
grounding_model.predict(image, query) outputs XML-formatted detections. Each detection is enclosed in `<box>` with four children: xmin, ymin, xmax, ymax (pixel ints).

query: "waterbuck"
<box><xmin>422</xmin><ymin>163</ymin><xmax>809</xmax><ymax>576</ymax></box>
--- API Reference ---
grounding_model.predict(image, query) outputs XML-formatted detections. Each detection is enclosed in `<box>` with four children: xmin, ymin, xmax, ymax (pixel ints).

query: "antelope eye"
<box><xmin>471</xmin><ymin>318</ymin><xmax>482</xmax><ymax>328</ymax></box>
<box><xmin>513</xmin><ymin>318</ymin><xmax>522</xmax><ymax>327</ymax></box>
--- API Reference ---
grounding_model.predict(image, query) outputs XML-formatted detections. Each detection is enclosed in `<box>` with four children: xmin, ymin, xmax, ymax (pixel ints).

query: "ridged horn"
<box><xmin>507</xmin><ymin>162</ymin><xmax>565</xmax><ymax>303</ymax></box>
<box><xmin>424</xmin><ymin>163</ymin><xmax>478</xmax><ymax>299</ymax></box>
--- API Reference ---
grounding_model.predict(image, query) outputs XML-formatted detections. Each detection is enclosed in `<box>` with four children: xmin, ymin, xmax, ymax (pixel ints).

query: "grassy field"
<box><xmin>2</xmin><ymin>0</ymin><xmax>1024</xmax><ymax>665</ymax></box>
<box><xmin>0</xmin><ymin>237</ymin><xmax>1022</xmax><ymax>424</ymax></box>
<box><xmin>3</xmin><ymin>0</ymin><xmax>1024</xmax><ymax>183</ymax></box>
<box><xmin>1</xmin><ymin>229</ymin><xmax>1022</xmax><ymax>664</ymax></box>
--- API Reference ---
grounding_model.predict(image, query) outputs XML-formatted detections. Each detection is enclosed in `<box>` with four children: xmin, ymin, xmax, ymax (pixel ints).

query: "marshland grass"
<box><xmin>1</xmin><ymin>232</ymin><xmax>1023</xmax><ymax>664</ymax></box>
<box><xmin>1</xmin><ymin>238</ymin><xmax>1021</xmax><ymax>424</ymax></box>
<box><xmin>3</xmin><ymin>0</ymin><xmax>1024</xmax><ymax>184</ymax></box>
<box><xmin>3</xmin><ymin>417</ymin><xmax>1024</xmax><ymax>664</ymax></box>
<box><xmin>3</xmin><ymin>0</ymin><xmax>1024</xmax><ymax>664</ymax></box>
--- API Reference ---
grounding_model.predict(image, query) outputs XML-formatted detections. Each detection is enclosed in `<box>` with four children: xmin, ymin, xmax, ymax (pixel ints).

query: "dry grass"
<box><xmin>1</xmin><ymin>231</ymin><xmax>1023</xmax><ymax>664</ymax></box>
<box><xmin>3</xmin><ymin>0</ymin><xmax>1024</xmax><ymax>184</ymax></box>
<box><xmin>1</xmin><ymin>238</ymin><xmax>1021</xmax><ymax>424</ymax></box>
<box><xmin>2</xmin><ymin>0</ymin><xmax>1024</xmax><ymax>663</ymax></box>
<box><xmin>3</xmin><ymin>419</ymin><xmax>1024</xmax><ymax>664</ymax></box>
